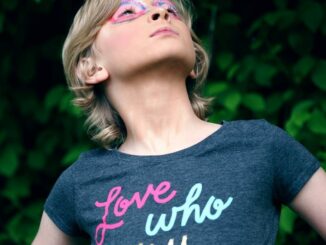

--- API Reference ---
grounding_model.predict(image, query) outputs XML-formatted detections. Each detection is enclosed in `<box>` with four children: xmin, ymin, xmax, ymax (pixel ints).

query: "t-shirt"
<box><xmin>44</xmin><ymin>119</ymin><xmax>321</xmax><ymax>245</ymax></box>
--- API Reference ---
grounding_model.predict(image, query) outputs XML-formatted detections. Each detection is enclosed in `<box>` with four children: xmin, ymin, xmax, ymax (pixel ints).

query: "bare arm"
<box><xmin>289</xmin><ymin>167</ymin><xmax>326</xmax><ymax>240</ymax></box>
<box><xmin>32</xmin><ymin>211</ymin><xmax>74</xmax><ymax>245</ymax></box>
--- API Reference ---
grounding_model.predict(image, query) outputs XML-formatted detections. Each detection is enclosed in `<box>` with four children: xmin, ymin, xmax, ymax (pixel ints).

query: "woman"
<box><xmin>32</xmin><ymin>0</ymin><xmax>326</xmax><ymax>244</ymax></box>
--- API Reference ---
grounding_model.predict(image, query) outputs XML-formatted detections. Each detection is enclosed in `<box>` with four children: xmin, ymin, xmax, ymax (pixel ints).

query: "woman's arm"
<box><xmin>32</xmin><ymin>211</ymin><xmax>75</xmax><ymax>245</ymax></box>
<box><xmin>289</xmin><ymin>167</ymin><xmax>326</xmax><ymax>240</ymax></box>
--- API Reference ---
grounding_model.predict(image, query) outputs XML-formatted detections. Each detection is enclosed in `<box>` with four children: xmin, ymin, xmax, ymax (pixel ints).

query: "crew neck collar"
<box><xmin>111</xmin><ymin>120</ymin><xmax>230</xmax><ymax>162</ymax></box>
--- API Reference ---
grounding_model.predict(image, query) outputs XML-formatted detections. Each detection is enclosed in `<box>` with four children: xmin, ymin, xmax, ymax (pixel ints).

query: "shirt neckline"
<box><xmin>111</xmin><ymin>120</ymin><xmax>230</xmax><ymax>162</ymax></box>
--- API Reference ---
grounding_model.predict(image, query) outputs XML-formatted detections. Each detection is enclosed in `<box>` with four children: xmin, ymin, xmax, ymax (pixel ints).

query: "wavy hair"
<box><xmin>62</xmin><ymin>0</ymin><xmax>214</xmax><ymax>149</ymax></box>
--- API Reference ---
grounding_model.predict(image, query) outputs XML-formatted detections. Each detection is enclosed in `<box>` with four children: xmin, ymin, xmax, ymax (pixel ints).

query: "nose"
<box><xmin>150</xmin><ymin>8</ymin><xmax>171</xmax><ymax>22</ymax></box>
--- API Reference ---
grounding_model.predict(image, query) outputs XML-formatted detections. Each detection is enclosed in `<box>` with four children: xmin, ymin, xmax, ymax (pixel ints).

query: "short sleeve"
<box><xmin>267</xmin><ymin>120</ymin><xmax>321</xmax><ymax>205</ymax></box>
<box><xmin>44</xmin><ymin>166</ymin><xmax>81</xmax><ymax>236</ymax></box>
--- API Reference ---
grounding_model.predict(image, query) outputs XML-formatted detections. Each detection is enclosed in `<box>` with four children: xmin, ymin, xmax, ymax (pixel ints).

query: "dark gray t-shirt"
<box><xmin>44</xmin><ymin>119</ymin><xmax>320</xmax><ymax>245</ymax></box>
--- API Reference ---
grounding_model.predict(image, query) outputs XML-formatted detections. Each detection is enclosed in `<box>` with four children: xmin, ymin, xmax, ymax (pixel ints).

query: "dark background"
<box><xmin>0</xmin><ymin>0</ymin><xmax>325</xmax><ymax>244</ymax></box>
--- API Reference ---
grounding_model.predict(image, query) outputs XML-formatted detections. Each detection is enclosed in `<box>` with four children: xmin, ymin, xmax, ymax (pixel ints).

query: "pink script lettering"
<box><xmin>94</xmin><ymin>181</ymin><xmax>177</xmax><ymax>245</ymax></box>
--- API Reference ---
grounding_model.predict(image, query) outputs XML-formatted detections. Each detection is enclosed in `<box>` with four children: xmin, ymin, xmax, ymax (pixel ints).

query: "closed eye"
<box><xmin>166</xmin><ymin>6</ymin><xmax>178</xmax><ymax>16</ymax></box>
<box><xmin>119</xmin><ymin>7</ymin><xmax>136</xmax><ymax>17</ymax></box>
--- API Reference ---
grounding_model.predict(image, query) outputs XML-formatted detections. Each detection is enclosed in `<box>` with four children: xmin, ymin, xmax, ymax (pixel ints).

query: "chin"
<box><xmin>145</xmin><ymin>43</ymin><xmax>194</xmax><ymax>64</ymax></box>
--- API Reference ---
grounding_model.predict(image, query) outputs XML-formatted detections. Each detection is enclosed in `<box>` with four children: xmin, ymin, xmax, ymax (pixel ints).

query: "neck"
<box><xmin>105</xmin><ymin>71</ymin><xmax>208</xmax><ymax>154</ymax></box>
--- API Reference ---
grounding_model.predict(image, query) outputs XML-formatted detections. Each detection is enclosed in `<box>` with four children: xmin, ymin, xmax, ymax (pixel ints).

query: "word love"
<box><xmin>94</xmin><ymin>181</ymin><xmax>176</xmax><ymax>245</ymax></box>
<box><xmin>145</xmin><ymin>183</ymin><xmax>233</xmax><ymax>236</ymax></box>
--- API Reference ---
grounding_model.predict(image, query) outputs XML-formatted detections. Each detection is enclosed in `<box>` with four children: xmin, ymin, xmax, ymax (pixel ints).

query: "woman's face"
<box><xmin>94</xmin><ymin>0</ymin><xmax>196</xmax><ymax>80</ymax></box>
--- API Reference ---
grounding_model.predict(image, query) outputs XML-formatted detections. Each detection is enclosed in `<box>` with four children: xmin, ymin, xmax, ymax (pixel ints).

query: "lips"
<box><xmin>150</xmin><ymin>27</ymin><xmax>179</xmax><ymax>37</ymax></box>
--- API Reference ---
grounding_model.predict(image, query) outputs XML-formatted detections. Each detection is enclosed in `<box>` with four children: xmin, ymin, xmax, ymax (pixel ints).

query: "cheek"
<box><xmin>182</xmin><ymin>31</ymin><xmax>196</xmax><ymax>58</ymax></box>
<box><xmin>96</xmin><ymin>28</ymin><xmax>140</xmax><ymax>63</ymax></box>
<box><xmin>111</xmin><ymin>32</ymin><xmax>135</xmax><ymax>49</ymax></box>
<box><xmin>99</xmin><ymin>32</ymin><xmax>134</xmax><ymax>53</ymax></box>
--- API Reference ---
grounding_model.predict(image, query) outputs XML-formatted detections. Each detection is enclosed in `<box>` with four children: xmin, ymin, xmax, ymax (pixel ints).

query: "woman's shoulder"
<box><xmin>225</xmin><ymin>118</ymin><xmax>277</xmax><ymax>134</ymax></box>
<box><xmin>67</xmin><ymin>147</ymin><xmax>117</xmax><ymax>171</ymax></box>
<box><xmin>222</xmin><ymin>118</ymin><xmax>297</xmax><ymax>148</ymax></box>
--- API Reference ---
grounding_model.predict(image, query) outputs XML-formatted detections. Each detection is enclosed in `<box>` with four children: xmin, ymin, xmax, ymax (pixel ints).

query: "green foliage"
<box><xmin>0</xmin><ymin>0</ymin><xmax>325</xmax><ymax>244</ymax></box>
<box><xmin>312</xmin><ymin>60</ymin><xmax>326</xmax><ymax>91</ymax></box>
<box><xmin>0</xmin><ymin>146</ymin><xmax>20</xmax><ymax>177</ymax></box>
<box><xmin>201</xmin><ymin>0</ymin><xmax>326</xmax><ymax>242</ymax></box>
<box><xmin>279</xmin><ymin>205</ymin><xmax>298</xmax><ymax>234</ymax></box>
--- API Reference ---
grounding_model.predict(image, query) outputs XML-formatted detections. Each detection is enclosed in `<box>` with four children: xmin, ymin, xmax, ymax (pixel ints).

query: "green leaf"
<box><xmin>299</xmin><ymin>1</ymin><xmax>324</xmax><ymax>33</ymax></box>
<box><xmin>250</xmin><ymin>38</ymin><xmax>263</xmax><ymax>50</ymax></box>
<box><xmin>321</xmin><ymin>99</ymin><xmax>326</xmax><ymax>112</ymax></box>
<box><xmin>268</xmin><ymin>43</ymin><xmax>283</xmax><ymax>57</ymax></box>
<box><xmin>36</xmin><ymin>131</ymin><xmax>59</xmax><ymax>155</ymax></box>
<box><xmin>205</xmin><ymin>82</ymin><xmax>229</xmax><ymax>96</ymax></box>
<box><xmin>236</xmin><ymin>56</ymin><xmax>256</xmax><ymax>82</ymax></box>
<box><xmin>208</xmin><ymin>112</ymin><xmax>220</xmax><ymax>123</ymax></box>
<box><xmin>216</xmin><ymin>52</ymin><xmax>234</xmax><ymax>71</ymax></box>
<box><xmin>312</xmin><ymin>60</ymin><xmax>326</xmax><ymax>91</ymax></box>
<box><xmin>223</xmin><ymin>90</ymin><xmax>242</xmax><ymax>111</ymax></box>
<box><xmin>263</xmin><ymin>10</ymin><xmax>295</xmax><ymax>29</ymax></box>
<box><xmin>289</xmin><ymin>100</ymin><xmax>314</xmax><ymax>127</ymax></box>
<box><xmin>0</xmin><ymin>233</ymin><xmax>9</xmax><ymax>242</ymax></box>
<box><xmin>317</xmin><ymin>151</ymin><xmax>326</xmax><ymax>162</ymax></box>
<box><xmin>285</xmin><ymin>100</ymin><xmax>314</xmax><ymax>137</ymax></box>
<box><xmin>247</xmin><ymin>19</ymin><xmax>263</xmax><ymax>36</ymax></box>
<box><xmin>279</xmin><ymin>205</ymin><xmax>298</xmax><ymax>233</ymax></box>
<box><xmin>254</xmin><ymin>63</ymin><xmax>277</xmax><ymax>86</ymax></box>
<box><xmin>62</xmin><ymin>145</ymin><xmax>91</xmax><ymax>166</ymax></box>
<box><xmin>7</xmin><ymin>213</ymin><xmax>37</xmax><ymax>244</ymax></box>
<box><xmin>66</xmin><ymin>101</ymin><xmax>83</xmax><ymax>118</ymax></box>
<box><xmin>0</xmin><ymin>147</ymin><xmax>19</xmax><ymax>177</ymax></box>
<box><xmin>266</xmin><ymin>93</ymin><xmax>283</xmax><ymax>114</ymax></box>
<box><xmin>209</xmin><ymin>109</ymin><xmax>236</xmax><ymax>122</ymax></box>
<box><xmin>292</xmin><ymin>56</ymin><xmax>316</xmax><ymax>83</ymax></box>
<box><xmin>58</xmin><ymin>91</ymin><xmax>84</xmax><ymax>118</ymax></box>
<box><xmin>45</xmin><ymin>85</ymin><xmax>66</xmax><ymax>110</ymax></box>
<box><xmin>59</xmin><ymin>91</ymin><xmax>74</xmax><ymax>112</ymax></box>
<box><xmin>264</xmin><ymin>11</ymin><xmax>282</xmax><ymax>26</ymax></box>
<box><xmin>282</xmin><ymin>90</ymin><xmax>294</xmax><ymax>102</ymax></box>
<box><xmin>7</xmin><ymin>214</ymin><xmax>22</xmax><ymax>243</ymax></box>
<box><xmin>307</xmin><ymin>109</ymin><xmax>326</xmax><ymax>134</ymax></box>
<box><xmin>199</xmin><ymin>35</ymin><xmax>211</xmax><ymax>55</ymax></box>
<box><xmin>285</xmin><ymin>120</ymin><xmax>300</xmax><ymax>137</ymax></box>
<box><xmin>1</xmin><ymin>177</ymin><xmax>30</xmax><ymax>205</ymax></box>
<box><xmin>242</xmin><ymin>93</ymin><xmax>266</xmax><ymax>112</ymax></box>
<box><xmin>24</xmin><ymin>201</ymin><xmax>43</xmax><ymax>220</ymax></box>
<box><xmin>227</xmin><ymin>63</ymin><xmax>240</xmax><ymax>80</ymax></box>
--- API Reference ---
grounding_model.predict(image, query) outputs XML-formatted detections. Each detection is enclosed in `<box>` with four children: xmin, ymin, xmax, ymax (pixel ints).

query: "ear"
<box><xmin>76</xmin><ymin>57</ymin><xmax>109</xmax><ymax>85</ymax></box>
<box><xmin>189</xmin><ymin>70</ymin><xmax>197</xmax><ymax>79</ymax></box>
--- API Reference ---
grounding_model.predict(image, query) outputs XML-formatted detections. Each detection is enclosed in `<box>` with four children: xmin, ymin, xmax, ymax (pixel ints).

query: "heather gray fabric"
<box><xmin>44</xmin><ymin>119</ymin><xmax>320</xmax><ymax>245</ymax></box>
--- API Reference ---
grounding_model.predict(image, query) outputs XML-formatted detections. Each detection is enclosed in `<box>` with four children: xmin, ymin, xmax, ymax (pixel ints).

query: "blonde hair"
<box><xmin>62</xmin><ymin>0</ymin><xmax>214</xmax><ymax>149</ymax></box>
